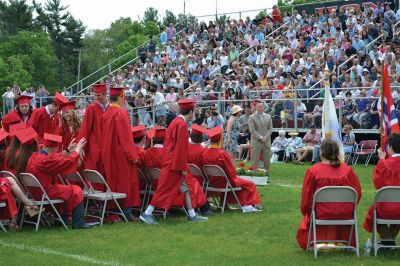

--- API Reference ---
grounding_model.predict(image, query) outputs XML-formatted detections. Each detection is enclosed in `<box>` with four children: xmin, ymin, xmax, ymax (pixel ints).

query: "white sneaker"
<box><xmin>241</xmin><ymin>206</ymin><xmax>261</xmax><ymax>213</ymax></box>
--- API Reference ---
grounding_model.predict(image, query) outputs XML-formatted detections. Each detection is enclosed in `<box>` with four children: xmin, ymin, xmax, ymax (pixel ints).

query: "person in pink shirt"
<box><xmin>165</xmin><ymin>87</ymin><xmax>177</xmax><ymax>103</ymax></box>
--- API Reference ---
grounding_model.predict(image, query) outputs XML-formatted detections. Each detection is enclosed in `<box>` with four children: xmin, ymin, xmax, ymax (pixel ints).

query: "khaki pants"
<box><xmin>250</xmin><ymin>145</ymin><xmax>271</xmax><ymax>175</ymax></box>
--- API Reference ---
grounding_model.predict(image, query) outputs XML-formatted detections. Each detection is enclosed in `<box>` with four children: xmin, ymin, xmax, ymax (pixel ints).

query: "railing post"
<box><xmin>338</xmin><ymin>98</ymin><xmax>343</xmax><ymax>127</ymax></box>
<box><xmin>2</xmin><ymin>96</ymin><xmax>5</xmax><ymax>115</ymax></box>
<box><xmin>239</xmin><ymin>12</ymin><xmax>242</xmax><ymax>20</ymax></box>
<box><xmin>294</xmin><ymin>91</ymin><xmax>298</xmax><ymax>131</ymax></box>
<box><xmin>39</xmin><ymin>97</ymin><xmax>43</xmax><ymax>108</ymax></box>
<box><xmin>152</xmin><ymin>104</ymin><xmax>156</xmax><ymax>126</ymax></box>
<box><xmin>108</xmin><ymin>64</ymin><xmax>112</xmax><ymax>74</ymax></box>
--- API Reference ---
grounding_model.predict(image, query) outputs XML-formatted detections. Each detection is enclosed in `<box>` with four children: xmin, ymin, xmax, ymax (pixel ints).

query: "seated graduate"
<box><xmin>296</xmin><ymin>139</ymin><xmax>362</xmax><ymax>250</ymax></box>
<box><xmin>16</xmin><ymin>127</ymin><xmax>91</xmax><ymax>229</ymax></box>
<box><xmin>202</xmin><ymin>127</ymin><xmax>263</xmax><ymax>213</ymax></box>
<box><xmin>364</xmin><ymin>133</ymin><xmax>400</xmax><ymax>246</ymax></box>
<box><xmin>141</xmin><ymin>127</ymin><xmax>209</xmax><ymax>215</ymax></box>
<box><xmin>0</xmin><ymin>129</ymin><xmax>41</xmax><ymax>230</ymax></box>
<box><xmin>131</xmin><ymin>125</ymin><xmax>147</xmax><ymax>169</ymax></box>
<box><xmin>4</xmin><ymin>123</ymin><xmax>28</xmax><ymax>174</ymax></box>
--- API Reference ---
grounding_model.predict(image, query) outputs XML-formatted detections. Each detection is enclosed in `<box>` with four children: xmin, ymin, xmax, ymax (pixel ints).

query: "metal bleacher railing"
<box><xmin>20</xmin><ymin>85</ymin><xmax>396</xmax><ymax>134</ymax></box>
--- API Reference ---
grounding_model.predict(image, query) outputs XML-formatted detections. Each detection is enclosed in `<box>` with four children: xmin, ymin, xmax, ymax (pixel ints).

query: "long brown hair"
<box><xmin>61</xmin><ymin>110</ymin><xmax>81</xmax><ymax>133</ymax></box>
<box><xmin>16</xmin><ymin>141</ymin><xmax>38</xmax><ymax>176</ymax></box>
<box><xmin>320</xmin><ymin>139</ymin><xmax>340</xmax><ymax>168</ymax></box>
<box><xmin>6</xmin><ymin>137</ymin><xmax>21</xmax><ymax>170</ymax></box>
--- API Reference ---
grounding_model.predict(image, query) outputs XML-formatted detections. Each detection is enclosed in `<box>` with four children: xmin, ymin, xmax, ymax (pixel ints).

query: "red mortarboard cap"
<box><xmin>9</xmin><ymin>122</ymin><xmax>27</xmax><ymax>137</ymax></box>
<box><xmin>178</xmin><ymin>99</ymin><xmax>195</xmax><ymax>110</ymax></box>
<box><xmin>43</xmin><ymin>133</ymin><xmax>62</xmax><ymax>148</ymax></box>
<box><xmin>191</xmin><ymin>124</ymin><xmax>207</xmax><ymax>135</ymax></box>
<box><xmin>17</xmin><ymin>95</ymin><xmax>33</xmax><ymax>105</ymax></box>
<box><xmin>109</xmin><ymin>87</ymin><xmax>124</xmax><ymax>97</ymax></box>
<box><xmin>0</xmin><ymin>129</ymin><xmax>9</xmax><ymax>143</ymax></box>
<box><xmin>207</xmin><ymin>127</ymin><xmax>224</xmax><ymax>141</ymax></box>
<box><xmin>53</xmin><ymin>92</ymin><xmax>68</xmax><ymax>106</ymax></box>
<box><xmin>93</xmin><ymin>84</ymin><xmax>107</xmax><ymax>94</ymax></box>
<box><xmin>2</xmin><ymin>111</ymin><xmax>21</xmax><ymax>132</ymax></box>
<box><xmin>131</xmin><ymin>125</ymin><xmax>146</xmax><ymax>139</ymax></box>
<box><xmin>61</xmin><ymin>101</ymin><xmax>76</xmax><ymax>112</ymax></box>
<box><xmin>15</xmin><ymin>126</ymin><xmax>38</xmax><ymax>146</ymax></box>
<box><xmin>149</xmin><ymin>127</ymin><xmax>166</xmax><ymax>139</ymax></box>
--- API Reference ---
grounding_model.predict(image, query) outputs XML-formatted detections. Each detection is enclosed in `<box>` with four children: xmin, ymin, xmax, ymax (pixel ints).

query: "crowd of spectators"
<box><xmin>4</xmin><ymin>2</ymin><xmax>400</xmax><ymax>135</ymax></box>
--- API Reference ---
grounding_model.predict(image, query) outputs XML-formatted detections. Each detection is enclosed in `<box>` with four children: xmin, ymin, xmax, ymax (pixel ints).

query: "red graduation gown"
<box><xmin>2</xmin><ymin>109</ymin><xmax>31</xmax><ymax>132</ymax></box>
<box><xmin>296</xmin><ymin>163</ymin><xmax>362</xmax><ymax>249</ymax></box>
<box><xmin>133</xmin><ymin>145</ymin><xmax>146</xmax><ymax>170</ymax></box>
<box><xmin>26</xmin><ymin>151</ymin><xmax>83</xmax><ymax>213</ymax></box>
<box><xmin>202</xmin><ymin>147</ymin><xmax>262</xmax><ymax>206</ymax></box>
<box><xmin>0</xmin><ymin>178</ymin><xmax>18</xmax><ymax>220</ymax></box>
<box><xmin>143</xmin><ymin>146</ymin><xmax>206</xmax><ymax>208</ymax></box>
<box><xmin>57</xmin><ymin>124</ymin><xmax>79</xmax><ymax>151</ymax></box>
<box><xmin>364</xmin><ymin>156</ymin><xmax>400</xmax><ymax>232</ymax></box>
<box><xmin>150</xmin><ymin>117</ymin><xmax>206</xmax><ymax>210</ymax></box>
<box><xmin>77</xmin><ymin>103</ymin><xmax>106</xmax><ymax>174</ymax></box>
<box><xmin>101</xmin><ymin>106</ymin><xmax>140</xmax><ymax>208</ymax></box>
<box><xmin>188</xmin><ymin>143</ymin><xmax>208</xmax><ymax>186</ymax></box>
<box><xmin>28</xmin><ymin>107</ymin><xmax>61</xmax><ymax>145</ymax></box>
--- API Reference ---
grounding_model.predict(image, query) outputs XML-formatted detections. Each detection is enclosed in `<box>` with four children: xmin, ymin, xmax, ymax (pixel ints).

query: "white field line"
<box><xmin>0</xmin><ymin>240</ymin><xmax>129</xmax><ymax>266</ymax></box>
<box><xmin>272</xmin><ymin>182</ymin><xmax>302</xmax><ymax>189</ymax></box>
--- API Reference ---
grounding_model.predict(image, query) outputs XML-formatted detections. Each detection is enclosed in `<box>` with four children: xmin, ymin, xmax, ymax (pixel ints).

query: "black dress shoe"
<box><xmin>201</xmin><ymin>210</ymin><xmax>215</xmax><ymax>216</ymax></box>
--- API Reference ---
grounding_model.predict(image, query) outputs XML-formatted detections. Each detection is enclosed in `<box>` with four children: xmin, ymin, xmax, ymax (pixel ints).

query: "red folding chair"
<box><xmin>352</xmin><ymin>140</ymin><xmax>378</xmax><ymax>167</ymax></box>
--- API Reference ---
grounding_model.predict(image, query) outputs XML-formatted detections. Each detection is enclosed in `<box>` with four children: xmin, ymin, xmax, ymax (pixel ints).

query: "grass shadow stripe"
<box><xmin>0</xmin><ymin>240</ymin><xmax>129</xmax><ymax>266</ymax></box>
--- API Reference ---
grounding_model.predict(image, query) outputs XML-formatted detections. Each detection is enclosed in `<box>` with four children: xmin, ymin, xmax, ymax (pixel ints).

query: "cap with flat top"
<box><xmin>93</xmin><ymin>84</ymin><xmax>107</xmax><ymax>94</ymax></box>
<box><xmin>207</xmin><ymin>127</ymin><xmax>224</xmax><ymax>141</ymax></box>
<box><xmin>60</xmin><ymin>101</ymin><xmax>76</xmax><ymax>112</ymax></box>
<box><xmin>16</xmin><ymin>126</ymin><xmax>38</xmax><ymax>146</ymax></box>
<box><xmin>191</xmin><ymin>124</ymin><xmax>207</xmax><ymax>135</ymax></box>
<box><xmin>0</xmin><ymin>129</ymin><xmax>9</xmax><ymax>144</ymax></box>
<box><xmin>43</xmin><ymin>133</ymin><xmax>62</xmax><ymax>148</ymax></box>
<box><xmin>110</xmin><ymin>87</ymin><xmax>124</xmax><ymax>97</ymax></box>
<box><xmin>178</xmin><ymin>99</ymin><xmax>195</xmax><ymax>111</ymax></box>
<box><xmin>131</xmin><ymin>125</ymin><xmax>146</xmax><ymax>139</ymax></box>
<box><xmin>53</xmin><ymin>92</ymin><xmax>68</xmax><ymax>107</ymax></box>
<box><xmin>9</xmin><ymin>122</ymin><xmax>27</xmax><ymax>137</ymax></box>
<box><xmin>17</xmin><ymin>95</ymin><xmax>33</xmax><ymax>105</ymax></box>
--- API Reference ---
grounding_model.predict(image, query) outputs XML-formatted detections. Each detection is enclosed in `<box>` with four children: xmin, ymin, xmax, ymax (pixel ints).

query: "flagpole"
<box><xmin>380</xmin><ymin>60</ymin><xmax>385</xmax><ymax>151</ymax></box>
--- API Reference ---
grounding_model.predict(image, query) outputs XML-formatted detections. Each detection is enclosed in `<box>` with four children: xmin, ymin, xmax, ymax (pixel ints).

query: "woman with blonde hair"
<box><xmin>342</xmin><ymin>124</ymin><xmax>356</xmax><ymax>154</ymax></box>
<box><xmin>58</xmin><ymin>101</ymin><xmax>81</xmax><ymax>151</ymax></box>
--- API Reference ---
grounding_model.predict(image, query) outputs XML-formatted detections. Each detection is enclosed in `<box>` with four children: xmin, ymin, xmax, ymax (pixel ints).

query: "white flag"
<box><xmin>322</xmin><ymin>87</ymin><xmax>344</xmax><ymax>159</ymax></box>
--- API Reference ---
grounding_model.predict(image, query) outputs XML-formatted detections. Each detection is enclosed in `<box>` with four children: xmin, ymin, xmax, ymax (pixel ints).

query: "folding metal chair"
<box><xmin>344</xmin><ymin>143</ymin><xmax>357</xmax><ymax>165</ymax></box>
<box><xmin>372</xmin><ymin>186</ymin><xmax>400</xmax><ymax>256</ymax></box>
<box><xmin>137</xmin><ymin>168</ymin><xmax>151</xmax><ymax>212</ymax></box>
<box><xmin>189</xmin><ymin>164</ymin><xmax>206</xmax><ymax>190</ymax></box>
<box><xmin>145</xmin><ymin>168</ymin><xmax>167</xmax><ymax>219</ymax></box>
<box><xmin>19</xmin><ymin>173</ymin><xmax>68</xmax><ymax>231</ymax></box>
<box><xmin>306</xmin><ymin>186</ymin><xmax>359</xmax><ymax>258</ymax></box>
<box><xmin>83</xmin><ymin>170</ymin><xmax>128</xmax><ymax>225</ymax></box>
<box><xmin>0</xmin><ymin>202</ymin><xmax>7</xmax><ymax>232</ymax></box>
<box><xmin>202</xmin><ymin>164</ymin><xmax>242</xmax><ymax>214</ymax></box>
<box><xmin>61</xmin><ymin>172</ymin><xmax>90</xmax><ymax>197</ymax></box>
<box><xmin>352</xmin><ymin>140</ymin><xmax>378</xmax><ymax>166</ymax></box>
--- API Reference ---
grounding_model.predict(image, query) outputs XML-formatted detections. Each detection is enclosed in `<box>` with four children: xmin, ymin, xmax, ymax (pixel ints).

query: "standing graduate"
<box><xmin>28</xmin><ymin>93</ymin><xmax>68</xmax><ymax>145</ymax></box>
<box><xmin>16</xmin><ymin>128</ymin><xmax>90</xmax><ymax>229</ymax></box>
<box><xmin>296</xmin><ymin>139</ymin><xmax>362</xmax><ymax>250</ymax></box>
<box><xmin>101</xmin><ymin>87</ymin><xmax>140</xmax><ymax>218</ymax></box>
<box><xmin>363</xmin><ymin>133</ymin><xmax>400</xmax><ymax>246</ymax></box>
<box><xmin>203</xmin><ymin>127</ymin><xmax>262</xmax><ymax>212</ymax></box>
<box><xmin>2</xmin><ymin>95</ymin><xmax>34</xmax><ymax>132</ymax></box>
<box><xmin>140</xmin><ymin>99</ymin><xmax>208</xmax><ymax>224</ymax></box>
<box><xmin>58</xmin><ymin>101</ymin><xmax>81</xmax><ymax>151</ymax></box>
<box><xmin>77</xmin><ymin>84</ymin><xmax>108</xmax><ymax>175</ymax></box>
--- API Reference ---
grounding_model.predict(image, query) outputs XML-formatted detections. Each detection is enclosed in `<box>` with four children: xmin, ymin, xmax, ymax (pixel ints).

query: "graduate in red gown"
<box><xmin>140</xmin><ymin>99</ymin><xmax>208</xmax><ymax>224</ymax></box>
<box><xmin>297</xmin><ymin>139</ymin><xmax>362</xmax><ymax>250</ymax></box>
<box><xmin>131</xmin><ymin>125</ymin><xmax>147</xmax><ymax>169</ymax></box>
<box><xmin>3</xmin><ymin>123</ymin><xmax>27</xmax><ymax>175</ymax></box>
<box><xmin>188</xmin><ymin>124</ymin><xmax>208</xmax><ymax>186</ymax></box>
<box><xmin>16</xmin><ymin>128</ymin><xmax>90</xmax><ymax>229</ymax></box>
<box><xmin>101</xmin><ymin>87</ymin><xmax>140</xmax><ymax>218</ymax></box>
<box><xmin>2</xmin><ymin>95</ymin><xmax>34</xmax><ymax>132</ymax></box>
<box><xmin>203</xmin><ymin>127</ymin><xmax>262</xmax><ymax>212</ymax></box>
<box><xmin>141</xmin><ymin>127</ymin><xmax>209</xmax><ymax>213</ymax></box>
<box><xmin>364</xmin><ymin>133</ymin><xmax>400</xmax><ymax>245</ymax></box>
<box><xmin>57</xmin><ymin>101</ymin><xmax>80</xmax><ymax>151</ymax></box>
<box><xmin>28</xmin><ymin>93</ymin><xmax>68</xmax><ymax>145</ymax></box>
<box><xmin>0</xmin><ymin>129</ymin><xmax>42</xmax><ymax>230</ymax></box>
<box><xmin>77</xmin><ymin>84</ymin><xmax>108</xmax><ymax>175</ymax></box>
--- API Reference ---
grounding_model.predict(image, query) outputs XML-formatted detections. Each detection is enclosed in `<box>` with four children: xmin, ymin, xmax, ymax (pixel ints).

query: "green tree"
<box><xmin>0</xmin><ymin>30</ymin><xmax>57</xmax><ymax>92</ymax></box>
<box><xmin>0</xmin><ymin>0</ymin><xmax>34</xmax><ymax>40</ymax></box>
<box><xmin>34</xmin><ymin>0</ymin><xmax>85</xmax><ymax>87</ymax></box>
<box><xmin>142</xmin><ymin>7</ymin><xmax>159</xmax><ymax>24</ymax></box>
<box><xmin>162</xmin><ymin>10</ymin><xmax>177</xmax><ymax>28</ymax></box>
<box><xmin>144</xmin><ymin>21</ymin><xmax>159</xmax><ymax>37</ymax></box>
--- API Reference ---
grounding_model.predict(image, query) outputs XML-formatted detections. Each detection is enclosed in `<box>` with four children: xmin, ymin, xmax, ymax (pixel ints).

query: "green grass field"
<box><xmin>1</xmin><ymin>163</ymin><xmax>399</xmax><ymax>265</ymax></box>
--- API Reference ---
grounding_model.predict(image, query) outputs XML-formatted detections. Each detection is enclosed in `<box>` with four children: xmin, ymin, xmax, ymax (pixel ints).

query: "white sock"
<box><xmin>188</xmin><ymin>209</ymin><xmax>196</xmax><ymax>218</ymax></box>
<box><xmin>144</xmin><ymin>205</ymin><xmax>154</xmax><ymax>216</ymax></box>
